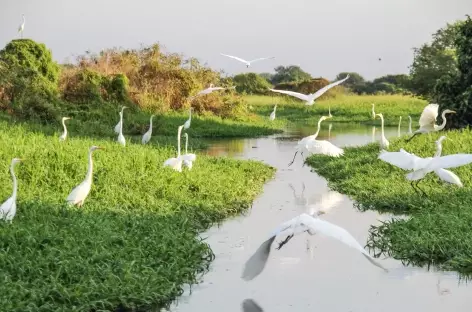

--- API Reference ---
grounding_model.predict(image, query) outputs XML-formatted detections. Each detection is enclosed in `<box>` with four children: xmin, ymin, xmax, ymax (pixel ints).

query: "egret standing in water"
<box><xmin>0</xmin><ymin>158</ymin><xmax>23</xmax><ymax>222</ymax></box>
<box><xmin>114</xmin><ymin>106</ymin><xmax>127</xmax><ymax>134</ymax></box>
<box><xmin>18</xmin><ymin>14</ymin><xmax>25</xmax><ymax>38</ymax></box>
<box><xmin>408</xmin><ymin>115</ymin><xmax>413</xmax><ymax>134</ymax></box>
<box><xmin>163</xmin><ymin>125</ymin><xmax>184</xmax><ymax>172</ymax></box>
<box><xmin>117</xmin><ymin>111</ymin><xmax>126</xmax><ymax>146</ymax></box>
<box><xmin>398</xmin><ymin>116</ymin><xmax>402</xmax><ymax>137</ymax></box>
<box><xmin>59</xmin><ymin>117</ymin><xmax>72</xmax><ymax>141</ymax></box>
<box><xmin>269</xmin><ymin>105</ymin><xmax>277</xmax><ymax>121</ymax></box>
<box><xmin>183</xmin><ymin>108</ymin><xmax>192</xmax><ymax>130</ymax></box>
<box><xmin>182</xmin><ymin>133</ymin><xmax>197</xmax><ymax>170</ymax></box>
<box><xmin>406</xmin><ymin>104</ymin><xmax>456</xmax><ymax>142</ymax></box>
<box><xmin>142</xmin><ymin>115</ymin><xmax>155</xmax><ymax>144</ymax></box>
<box><xmin>376</xmin><ymin>113</ymin><xmax>389</xmax><ymax>149</ymax></box>
<box><xmin>66</xmin><ymin>146</ymin><xmax>104</xmax><ymax>207</ymax></box>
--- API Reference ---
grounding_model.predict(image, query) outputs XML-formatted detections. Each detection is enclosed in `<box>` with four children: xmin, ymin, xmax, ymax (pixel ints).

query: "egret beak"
<box><xmin>451</xmin><ymin>111</ymin><xmax>457</xmax><ymax>114</ymax></box>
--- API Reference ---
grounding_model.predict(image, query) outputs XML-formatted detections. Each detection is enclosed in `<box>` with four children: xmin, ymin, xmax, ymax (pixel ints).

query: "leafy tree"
<box><xmin>409</xmin><ymin>21</ymin><xmax>463</xmax><ymax>98</ymax></box>
<box><xmin>335</xmin><ymin>72</ymin><xmax>365</xmax><ymax>90</ymax></box>
<box><xmin>259</xmin><ymin>72</ymin><xmax>274</xmax><ymax>84</ymax></box>
<box><xmin>270</xmin><ymin>65</ymin><xmax>311</xmax><ymax>84</ymax></box>
<box><xmin>233</xmin><ymin>73</ymin><xmax>272</xmax><ymax>95</ymax></box>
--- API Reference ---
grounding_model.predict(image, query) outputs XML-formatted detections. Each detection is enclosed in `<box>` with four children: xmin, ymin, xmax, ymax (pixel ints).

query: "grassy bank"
<box><xmin>306</xmin><ymin>129</ymin><xmax>472</xmax><ymax>274</ymax></box>
<box><xmin>246</xmin><ymin>94</ymin><xmax>427</xmax><ymax>127</ymax></box>
<box><xmin>0</xmin><ymin>121</ymin><xmax>275</xmax><ymax>311</ymax></box>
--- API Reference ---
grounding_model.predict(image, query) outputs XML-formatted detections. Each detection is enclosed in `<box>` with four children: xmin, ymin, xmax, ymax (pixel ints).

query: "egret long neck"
<box><xmin>62</xmin><ymin>119</ymin><xmax>67</xmax><ymax>135</ymax></box>
<box><xmin>10</xmin><ymin>164</ymin><xmax>18</xmax><ymax>199</ymax></box>
<box><xmin>314</xmin><ymin>118</ymin><xmax>323</xmax><ymax>138</ymax></box>
<box><xmin>434</xmin><ymin>142</ymin><xmax>442</xmax><ymax>158</ymax></box>
<box><xmin>408</xmin><ymin>116</ymin><xmax>412</xmax><ymax>133</ymax></box>
<box><xmin>85</xmin><ymin>150</ymin><xmax>94</xmax><ymax>183</ymax></box>
<box><xmin>189</xmin><ymin>109</ymin><xmax>192</xmax><ymax>121</ymax></box>
<box><xmin>185</xmin><ymin>135</ymin><xmax>188</xmax><ymax>154</ymax></box>
<box><xmin>149</xmin><ymin>116</ymin><xmax>153</xmax><ymax>133</ymax></box>
<box><xmin>437</xmin><ymin>111</ymin><xmax>448</xmax><ymax>130</ymax></box>
<box><xmin>119</xmin><ymin>113</ymin><xmax>123</xmax><ymax>134</ymax></box>
<box><xmin>177</xmin><ymin>128</ymin><xmax>182</xmax><ymax>157</ymax></box>
<box><xmin>380</xmin><ymin>116</ymin><xmax>385</xmax><ymax>136</ymax></box>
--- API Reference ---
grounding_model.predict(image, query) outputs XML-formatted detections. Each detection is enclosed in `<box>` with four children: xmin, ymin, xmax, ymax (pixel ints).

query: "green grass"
<box><xmin>246</xmin><ymin>94</ymin><xmax>427</xmax><ymax>127</ymax></box>
<box><xmin>306</xmin><ymin>128</ymin><xmax>472</xmax><ymax>275</ymax></box>
<box><xmin>0</xmin><ymin>121</ymin><xmax>275</xmax><ymax>311</ymax></box>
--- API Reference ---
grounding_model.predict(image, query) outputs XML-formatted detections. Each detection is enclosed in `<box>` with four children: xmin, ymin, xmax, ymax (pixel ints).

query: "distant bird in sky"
<box><xmin>378</xmin><ymin>57</ymin><xmax>382</xmax><ymax>61</ymax></box>
<box><xmin>220</xmin><ymin>53</ymin><xmax>275</xmax><ymax>68</ymax></box>
<box><xmin>18</xmin><ymin>14</ymin><xmax>25</xmax><ymax>38</ymax></box>
<box><xmin>269</xmin><ymin>75</ymin><xmax>350</xmax><ymax>106</ymax></box>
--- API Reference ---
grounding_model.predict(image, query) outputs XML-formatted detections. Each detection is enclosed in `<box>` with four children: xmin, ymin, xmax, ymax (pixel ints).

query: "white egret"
<box><xmin>269</xmin><ymin>105</ymin><xmax>277</xmax><ymax>121</ymax></box>
<box><xmin>408</xmin><ymin>115</ymin><xmax>413</xmax><ymax>134</ymax></box>
<box><xmin>163</xmin><ymin>125</ymin><xmax>184</xmax><ymax>172</ymax></box>
<box><xmin>372</xmin><ymin>126</ymin><xmax>376</xmax><ymax>143</ymax></box>
<box><xmin>142</xmin><ymin>115</ymin><xmax>155</xmax><ymax>144</ymax></box>
<box><xmin>0</xmin><ymin>158</ymin><xmax>23</xmax><ymax>222</ymax></box>
<box><xmin>117</xmin><ymin>111</ymin><xmax>126</xmax><ymax>146</ymax></box>
<box><xmin>288</xmin><ymin>115</ymin><xmax>329</xmax><ymax>166</ymax></box>
<box><xmin>183</xmin><ymin>108</ymin><xmax>192</xmax><ymax>130</ymax></box>
<box><xmin>220</xmin><ymin>53</ymin><xmax>275</xmax><ymax>68</ymax></box>
<box><xmin>328</xmin><ymin>106</ymin><xmax>333</xmax><ymax>118</ymax></box>
<box><xmin>59</xmin><ymin>117</ymin><xmax>72</xmax><ymax>141</ymax></box>
<box><xmin>305</xmin><ymin>138</ymin><xmax>344</xmax><ymax>158</ymax></box>
<box><xmin>371</xmin><ymin>103</ymin><xmax>376</xmax><ymax>119</ymax></box>
<box><xmin>198</xmin><ymin>84</ymin><xmax>231</xmax><ymax>96</ymax></box>
<box><xmin>242</xmin><ymin>299</ymin><xmax>264</xmax><ymax>312</ymax></box>
<box><xmin>269</xmin><ymin>75</ymin><xmax>349</xmax><ymax>106</ymax></box>
<box><xmin>241</xmin><ymin>213</ymin><xmax>388</xmax><ymax>281</ymax></box>
<box><xmin>66</xmin><ymin>146</ymin><xmax>104</xmax><ymax>207</ymax></box>
<box><xmin>114</xmin><ymin>106</ymin><xmax>128</xmax><ymax>134</ymax></box>
<box><xmin>328</xmin><ymin>123</ymin><xmax>332</xmax><ymax>140</ymax></box>
<box><xmin>397</xmin><ymin>116</ymin><xmax>402</xmax><ymax>137</ymax></box>
<box><xmin>376</xmin><ymin>113</ymin><xmax>389</xmax><ymax>149</ymax></box>
<box><xmin>18</xmin><ymin>14</ymin><xmax>25</xmax><ymax>38</ymax></box>
<box><xmin>406</xmin><ymin>104</ymin><xmax>456</xmax><ymax>142</ymax></box>
<box><xmin>182</xmin><ymin>133</ymin><xmax>197</xmax><ymax>170</ymax></box>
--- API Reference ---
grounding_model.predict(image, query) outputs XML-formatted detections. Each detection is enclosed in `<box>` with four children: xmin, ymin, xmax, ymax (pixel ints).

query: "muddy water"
<box><xmin>169</xmin><ymin>124</ymin><xmax>471</xmax><ymax>312</ymax></box>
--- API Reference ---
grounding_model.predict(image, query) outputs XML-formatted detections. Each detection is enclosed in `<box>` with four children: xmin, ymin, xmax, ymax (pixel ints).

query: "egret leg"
<box><xmin>415</xmin><ymin>181</ymin><xmax>428</xmax><ymax>197</ymax></box>
<box><xmin>410</xmin><ymin>181</ymin><xmax>420</xmax><ymax>195</ymax></box>
<box><xmin>301</xmin><ymin>152</ymin><xmax>306</xmax><ymax>167</ymax></box>
<box><xmin>288</xmin><ymin>151</ymin><xmax>299</xmax><ymax>167</ymax></box>
<box><xmin>276</xmin><ymin>234</ymin><xmax>294</xmax><ymax>250</ymax></box>
<box><xmin>406</xmin><ymin>133</ymin><xmax>418</xmax><ymax>142</ymax></box>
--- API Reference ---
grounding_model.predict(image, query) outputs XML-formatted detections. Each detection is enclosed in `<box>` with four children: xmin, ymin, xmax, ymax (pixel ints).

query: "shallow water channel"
<box><xmin>169</xmin><ymin>123</ymin><xmax>471</xmax><ymax>312</ymax></box>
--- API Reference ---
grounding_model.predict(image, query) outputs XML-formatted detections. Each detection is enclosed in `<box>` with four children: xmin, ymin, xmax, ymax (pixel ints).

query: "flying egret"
<box><xmin>379</xmin><ymin>136</ymin><xmax>472</xmax><ymax>195</ymax></box>
<box><xmin>114</xmin><ymin>106</ymin><xmax>128</xmax><ymax>134</ymax></box>
<box><xmin>117</xmin><ymin>111</ymin><xmax>126</xmax><ymax>146</ymax></box>
<box><xmin>241</xmin><ymin>213</ymin><xmax>388</xmax><ymax>281</ymax></box>
<box><xmin>406</xmin><ymin>104</ymin><xmax>456</xmax><ymax>142</ymax></box>
<box><xmin>18</xmin><ymin>14</ymin><xmax>25</xmax><ymax>38</ymax></box>
<box><xmin>408</xmin><ymin>115</ymin><xmax>413</xmax><ymax>134</ymax></box>
<box><xmin>59</xmin><ymin>117</ymin><xmax>72</xmax><ymax>141</ymax></box>
<box><xmin>183</xmin><ymin>108</ymin><xmax>192</xmax><ymax>130</ymax></box>
<box><xmin>142</xmin><ymin>115</ymin><xmax>155</xmax><ymax>144</ymax></box>
<box><xmin>371</xmin><ymin>103</ymin><xmax>376</xmax><ymax>119</ymax></box>
<box><xmin>269</xmin><ymin>105</ymin><xmax>277</xmax><ymax>121</ymax></box>
<box><xmin>66</xmin><ymin>146</ymin><xmax>104</xmax><ymax>207</ymax></box>
<box><xmin>397</xmin><ymin>116</ymin><xmax>402</xmax><ymax>137</ymax></box>
<box><xmin>182</xmin><ymin>133</ymin><xmax>197</xmax><ymax>170</ymax></box>
<box><xmin>376</xmin><ymin>113</ymin><xmax>389</xmax><ymax>149</ymax></box>
<box><xmin>242</xmin><ymin>299</ymin><xmax>264</xmax><ymax>312</ymax></box>
<box><xmin>288</xmin><ymin>115</ymin><xmax>330</xmax><ymax>166</ymax></box>
<box><xmin>0</xmin><ymin>158</ymin><xmax>23</xmax><ymax>222</ymax></box>
<box><xmin>163</xmin><ymin>125</ymin><xmax>184</xmax><ymax>172</ymax></box>
<box><xmin>220</xmin><ymin>53</ymin><xmax>275</xmax><ymax>68</ymax></box>
<box><xmin>269</xmin><ymin>75</ymin><xmax>349</xmax><ymax>106</ymax></box>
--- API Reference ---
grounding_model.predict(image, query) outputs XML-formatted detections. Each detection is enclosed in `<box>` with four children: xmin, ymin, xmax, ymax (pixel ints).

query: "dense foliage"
<box><xmin>233</xmin><ymin>72</ymin><xmax>272</xmax><ymax>95</ymax></box>
<box><xmin>269</xmin><ymin>65</ymin><xmax>312</xmax><ymax>85</ymax></box>
<box><xmin>335</xmin><ymin>72</ymin><xmax>411</xmax><ymax>95</ymax></box>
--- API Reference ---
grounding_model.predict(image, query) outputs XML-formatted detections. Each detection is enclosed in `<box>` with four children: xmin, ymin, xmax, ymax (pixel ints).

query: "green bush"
<box><xmin>233</xmin><ymin>73</ymin><xmax>272</xmax><ymax>95</ymax></box>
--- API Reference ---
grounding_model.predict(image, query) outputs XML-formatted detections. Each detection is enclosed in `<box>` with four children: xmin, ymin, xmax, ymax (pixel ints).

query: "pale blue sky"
<box><xmin>1</xmin><ymin>0</ymin><xmax>471</xmax><ymax>80</ymax></box>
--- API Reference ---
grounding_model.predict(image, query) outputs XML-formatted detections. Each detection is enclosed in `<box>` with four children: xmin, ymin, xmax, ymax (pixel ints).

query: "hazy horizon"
<box><xmin>1</xmin><ymin>0</ymin><xmax>471</xmax><ymax>80</ymax></box>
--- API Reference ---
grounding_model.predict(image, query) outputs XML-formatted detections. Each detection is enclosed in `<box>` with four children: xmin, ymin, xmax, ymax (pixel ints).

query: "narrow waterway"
<box><xmin>168</xmin><ymin>123</ymin><xmax>471</xmax><ymax>312</ymax></box>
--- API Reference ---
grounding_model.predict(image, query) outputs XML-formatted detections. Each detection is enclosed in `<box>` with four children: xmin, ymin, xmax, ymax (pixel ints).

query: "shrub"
<box><xmin>233</xmin><ymin>73</ymin><xmax>272</xmax><ymax>95</ymax></box>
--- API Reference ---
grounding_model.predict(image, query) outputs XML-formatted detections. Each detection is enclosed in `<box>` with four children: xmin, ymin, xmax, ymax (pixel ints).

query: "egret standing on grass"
<box><xmin>66</xmin><ymin>146</ymin><xmax>104</xmax><ymax>207</ymax></box>
<box><xmin>0</xmin><ymin>158</ymin><xmax>23</xmax><ymax>222</ymax></box>
<box><xmin>183</xmin><ymin>108</ymin><xmax>192</xmax><ymax>130</ymax></box>
<box><xmin>398</xmin><ymin>116</ymin><xmax>402</xmax><ymax>137</ymax></box>
<box><xmin>117</xmin><ymin>111</ymin><xmax>126</xmax><ymax>146</ymax></box>
<box><xmin>241</xmin><ymin>213</ymin><xmax>388</xmax><ymax>281</ymax></box>
<box><xmin>59</xmin><ymin>117</ymin><xmax>72</xmax><ymax>141</ymax></box>
<box><xmin>269</xmin><ymin>105</ymin><xmax>277</xmax><ymax>121</ymax></box>
<box><xmin>328</xmin><ymin>106</ymin><xmax>333</xmax><ymax>118</ymax></box>
<box><xmin>114</xmin><ymin>106</ymin><xmax>127</xmax><ymax>134</ymax></box>
<box><xmin>376</xmin><ymin>113</ymin><xmax>389</xmax><ymax>149</ymax></box>
<box><xmin>406</xmin><ymin>104</ymin><xmax>456</xmax><ymax>142</ymax></box>
<box><xmin>408</xmin><ymin>115</ymin><xmax>413</xmax><ymax>134</ymax></box>
<box><xmin>163</xmin><ymin>125</ymin><xmax>184</xmax><ymax>172</ymax></box>
<box><xmin>220</xmin><ymin>53</ymin><xmax>275</xmax><ymax>68</ymax></box>
<box><xmin>182</xmin><ymin>133</ymin><xmax>197</xmax><ymax>170</ymax></box>
<box><xmin>142</xmin><ymin>115</ymin><xmax>155</xmax><ymax>144</ymax></box>
<box><xmin>269</xmin><ymin>75</ymin><xmax>350</xmax><ymax>106</ymax></box>
<box><xmin>18</xmin><ymin>14</ymin><xmax>25</xmax><ymax>38</ymax></box>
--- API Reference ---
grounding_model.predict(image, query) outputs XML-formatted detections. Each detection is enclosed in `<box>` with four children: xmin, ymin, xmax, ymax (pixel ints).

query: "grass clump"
<box><xmin>246</xmin><ymin>94</ymin><xmax>427</xmax><ymax>127</ymax></box>
<box><xmin>0</xmin><ymin>121</ymin><xmax>275</xmax><ymax>311</ymax></box>
<box><xmin>306</xmin><ymin>128</ymin><xmax>472</xmax><ymax>274</ymax></box>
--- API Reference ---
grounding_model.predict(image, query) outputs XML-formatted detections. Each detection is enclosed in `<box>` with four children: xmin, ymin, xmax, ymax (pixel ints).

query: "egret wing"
<box><xmin>241</xmin><ymin>236</ymin><xmax>276</xmax><ymax>281</ymax></box>
<box><xmin>305</xmin><ymin>140</ymin><xmax>344</xmax><ymax>157</ymax></box>
<box><xmin>379</xmin><ymin>149</ymin><xmax>423</xmax><ymax>171</ymax></box>
<box><xmin>182</xmin><ymin>153</ymin><xmax>197</xmax><ymax>162</ymax></box>
<box><xmin>269</xmin><ymin>89</ymin><xmax>310</xmax><ymax>102</ymax></box>
<box><xmin>311</xmin><ymin>75</ymin><xmax>350</xmax><ymax>100</ymax></box>
<box><xmin>220</xmin><ymin>53</ymin><xmax>248</xmax><ymax>63</ymax></box>
<box><xmin>429</xmin><ymin>154</ymin><xmax>472</xmax><ymax>170</ymax></box>
<box><xmin>249</xmin><ymin>56</ymin><xmax>275</xmax><ymax>63</ymax></box>
<box><xmin>418</xmin><ymin>104</ymin><xmax>439</xmax><ymax>129</ymax></box>
<box><xmin>434</xmin><ymin>169</ymin><xmax>463</xmax><ymax>187</ymax></box>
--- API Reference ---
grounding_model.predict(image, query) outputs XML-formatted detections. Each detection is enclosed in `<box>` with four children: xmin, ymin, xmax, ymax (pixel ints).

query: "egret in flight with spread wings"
<box><xmin>163</xmin><ymin>125</ymin><xmax>184</xmax><ymax>172</ymax></box>
<box><xmin>59</xmin><ymin>117</ymin><xmax>72</xmax><ymax>141</ymax></box>
<box><xmin>241</xmin><ymin>299</ymin><xmax>264</xmax><ymax>312</ymax></box>
<box><xmin>288</xmin><ymin>115</ymin><xmax>330</xmax><ymax>166</ymax></box>
<box><xmin>220</xmin><ymin>53</ymin><xmax>275</xmax><ymax>68</ymax></box>
<box><xmin>142</xmin><ymin>115</ymin><xmax>155</xmax><ymax>144</ymax></box>
<box><xmin>328</xmin><ymin>106</ymin><xmax>333</xmax><ymax>118</ymax></box>
<box><xmin>182</xmin><ymin>133</ymin><xmax>197</xmax><ymax>170</ymax></box>
<box><xmin>376</xmin><ymin>113</ymin><xmax>389</xmax><ymax>149</ymax></box>
<box><xmin>379</xmin><ymin>136</ymin><xmax>472</xmax><ymax>195</ymax></box>
<box><xmin>241</xmin><ymin>213</ymin><xmax>387</xmax><ymax>281</ymax></box>
<box><xmin>18</xmin><ymin>14</ymin><xmax>25</xmax><ymax>38</ymax></box>
<box><xmin>269</xmin><ymin>75</ymin><xmax>349</xmax><ymax>106</ymax></box>
<box><xmin>0</xmin><ymin>158</ymin><xmax>23</xmax><ymax>222</ymax></box>
<box><xmin>114</xmin><ymin>106</ymin><xmax>128</xmax><ymax>134</ymax></box>
<box><xmin>406</xmin><ymin>104</ymin><xmax>456</xmax><ymax>142</ymax></box>
<box><xmin>66</xmin><ymin>146</ymin><xmax>104</xmax><ymax>207</ymax></box>
<box><xmin>408</xmin><ymin>115</ymin><xmax>413</xmax><ymax>134</ymax></box>
<box><xmin>269</xmin><ymin>105</ymin><xmax>277</xmax><ymax>121</ymax></box>
<box><xmin>304</xmin><ymin>137</ymin><xmax>344</xmax><ymax>159</ymax></box>
<box><xmin>183</xmin><ymin>108</ymin><xmax>193</xmax><ymax>130</ymax></box>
